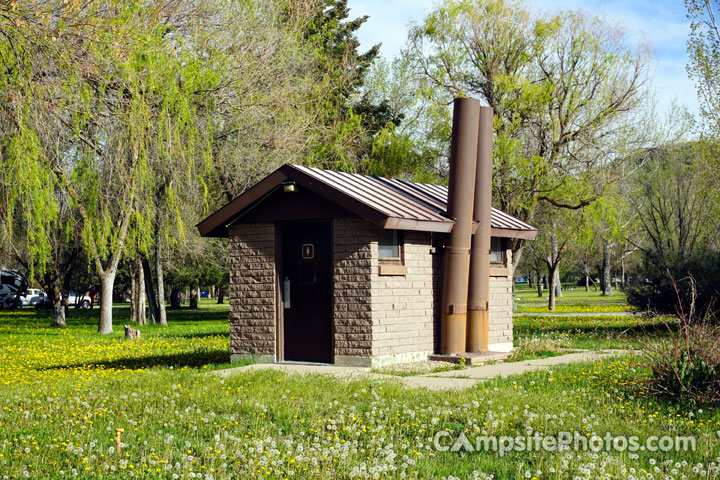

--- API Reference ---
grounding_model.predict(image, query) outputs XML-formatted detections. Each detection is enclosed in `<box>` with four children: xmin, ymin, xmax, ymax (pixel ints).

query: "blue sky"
<box><xmin>347</xmin><ymin>0</ymin><xmax>699</xmax><ymax>117</ymax></box>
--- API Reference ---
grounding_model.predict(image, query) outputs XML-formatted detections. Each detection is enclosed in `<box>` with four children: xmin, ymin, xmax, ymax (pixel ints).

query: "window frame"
<box><xmin>490</xmin><ymin>236</ymin><xmax>505</xmax><ymax>265</ymax></box>
<box><xmin>378</xmin><ymin>228</ymin><xmax>404</xmax><ymax>264</ymax></box>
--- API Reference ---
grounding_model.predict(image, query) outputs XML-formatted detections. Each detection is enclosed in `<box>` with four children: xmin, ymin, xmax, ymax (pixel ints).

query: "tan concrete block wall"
<box><xmin>333</xmin><ymin>218</ymin><xmax>374</xmax><ymax>358</ymax></box>
<box><xmin>228</xmin><ymin>223</ymin><xmax>276</xmax><ymax>358</ymax></box>
<box><xmin>489</xmin><ymin>248</ymin><xmax>514</xmax><ymax>347</ymax></box>
<box><xmin>227</xmin><ymin>217</ymin><xmax>515</xmax><ymax>362</ymax></box>
<box><xmin>371</xmin><ymin>230</ymin><xmax>435</xmax><ymax>357</ymax></box>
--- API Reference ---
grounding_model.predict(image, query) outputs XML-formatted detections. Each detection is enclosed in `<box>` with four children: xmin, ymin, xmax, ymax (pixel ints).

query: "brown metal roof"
<box><xmin>379</xmin><ymin>176</ymin><xmax>535</xmax><ymax>233</ymax></box>
<box><xmin>197</xmin><ymin>164</ymin><xmax>537</xmax><ymax>239</ymax></box>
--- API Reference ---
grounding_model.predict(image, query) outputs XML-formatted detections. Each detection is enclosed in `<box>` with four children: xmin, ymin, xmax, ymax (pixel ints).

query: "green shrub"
<box><xmin>627</xmin><ymin>251</ymin><xmax>720</xmax><ymax>318</ymax></box>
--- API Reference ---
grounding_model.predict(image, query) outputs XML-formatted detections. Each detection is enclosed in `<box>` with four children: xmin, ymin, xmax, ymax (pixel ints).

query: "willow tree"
<box><xmin>0</xmin><ymin>1</ymin><xmax>81</xmax><ymax>326</ymax></box>
<box><xmin>73</xmin><ymin>2</ymin><xmax>221</xmax><ymax>334</ymax></box>
<box><xmin>1</xmin><ymin>0</ymin><xmax>215</xmax><ymax>334</ymax></box>
<box><xmin>405</xmin><ymin>0</ymin><xmax>652</xmax><ymax>268</ymax></box>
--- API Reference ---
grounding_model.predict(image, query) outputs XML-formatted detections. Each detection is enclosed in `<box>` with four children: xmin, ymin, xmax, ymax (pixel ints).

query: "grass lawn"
<box><xmin>514</xmin><ymin>287</ymin><xmax>631</xmax><ymax>312</ymax></box>
<box><xmin>515</xmin><ymin>305</ymin><xmax>637</xmax><ymax>313</ymax></box>
<box><xmin>1</xmin><ymin>308</ymin><xmax>718</xmax><ymax>479</ymax></box>
<box><xmin>513</xmin><ymin>287</ymin><xmax>677</xmax><ymax>353</ymax></box>
<box><xmin>513</xmin><ymin>315</ymin><xmax>678</xmax><ymax>351</ymax></box>
<box><xmin>111</xmin><ymin>298</ymin><xmax>228</xmax><ymax>308</ymax></box>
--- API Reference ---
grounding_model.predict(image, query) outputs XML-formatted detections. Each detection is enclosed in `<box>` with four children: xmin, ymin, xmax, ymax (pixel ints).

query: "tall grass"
<box><xmin>638</xmin><ymin>277</ymin><xmax>720</xmax><ymax>404</ymax></box>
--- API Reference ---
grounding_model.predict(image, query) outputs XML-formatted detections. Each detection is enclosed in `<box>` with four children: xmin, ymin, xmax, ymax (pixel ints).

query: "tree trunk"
<box><xmin>511</xmin><ymin>244</ymin><xmax>525</xmax><ymax>275</ymax></box>
<box><xmin>170</xmin><ymin>286</ymin><xmax>182</xmax><ymax>309</ymax></box>
<box><xmin>53</xmin><ymin>285</ymin><xmax>66</xmax><ymax>327</ymax></box>
<box><xmin>156</xmin><ymin>249</ymin><xmax>167</xmax><ymax>326</ymax></box>
<box><xmin>141</xmin><ymin>256</ymin><xmax>159</xmax><ymax>324</ymax></box>
<box><xmin>61</xmin><ymin>287</ymin><xmax>71</xmax><ymax>316</ymax></box>
<box><xmin>52</xmin><ymin>304</ymin><xmax>66</xmax><ymax>327</ymax></box>
<box><xmin>602</xmin><ymin>243</ymin><xmax>612</xmax><ymax>296</ymax></box>
<box><xmin>536</xmin><ymin>271</ymin><xmax>543</xmax><ymax>297</ymax></box>
<box><xmin>554</xmin><ymin>268</ymin><xmax>562</xmax><ymax>297</ymax></box>
<box><xmin>585</xmin><ymin>273</ymin><xmax>590</xmax><ymax>292</ymax></box>
<box><xmin>216</xmin><ymin>286</ymin><xmax>225</xmax><ymax>304</ymax></box>
<box><xmin>129</xmin><ymin>266</ymin><xmax>137</xmax><ymax>322</ymax></box>
<box><xmin>547</xmin><ymin>264</ymin><xmax>557</xmax><ymax>311</ymax></box>
<box><xmin>189</xmin><ymin>285</ymin><xmax>198</xmax><ymax>309</ymax></box>
<box><xmin>98</xmin><ymin>270</ymin><xmax>116</xmax><ymax>334</ymax></box>
<box><xmin>137</xmin><ymin>258</ymin><xmax>147</xmax><ymax>326</ymax></box>
<box><xmin>132</xmin><ymin>264</ymin><xmax>140</xmax><ymax>323</ymax></box>
<box><xmin>48</xmin><ymin>281</ymin><xmax>66</xmax><ymax>327</ymax></box>
<box><xmin>550</xmin><ymin>227</ymin><xmax>562</xmax><ymax>298</ymax></box>
<box><xmin>621</xmin><ymin>260</ymin><xmax>626</xmax><ymax>289</ymax></box>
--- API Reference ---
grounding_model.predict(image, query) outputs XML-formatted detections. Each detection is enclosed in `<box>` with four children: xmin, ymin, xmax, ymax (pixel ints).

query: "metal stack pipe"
<box><xmin>467</xmin><ymin>107</ymin><xmax>494</xmax><ymax>353</ymax></box>
<box><xmin>440</xmin><ymin>98</ymin><xmax>480</xmax><ymax>355</ymax></box>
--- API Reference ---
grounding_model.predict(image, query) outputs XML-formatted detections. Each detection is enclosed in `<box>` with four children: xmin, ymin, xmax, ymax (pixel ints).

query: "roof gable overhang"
<box><xmin>197</xmin><ymin>164</ymin><xmax>537</xmax><ymax>240</ymax></box>
<box><xmin>197</xmin><ymin>165</ymin><xmax>437</xmax><ymax>237</ymax></box>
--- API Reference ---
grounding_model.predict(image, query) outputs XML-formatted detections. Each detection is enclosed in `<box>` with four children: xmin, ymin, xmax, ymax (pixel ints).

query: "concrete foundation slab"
<box><xmin>429</xmin><ymin>352</ymin><xmax>508</xmax><ymax>364</ymax></box>
<box><xmin>212</xmin><ymin>350</ymin><xmax>632</xmax><ymax>391</ymax></box>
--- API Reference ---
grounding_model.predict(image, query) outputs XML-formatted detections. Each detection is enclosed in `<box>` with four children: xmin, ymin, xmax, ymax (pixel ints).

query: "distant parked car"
<box><xmin>68</xmin><ymin>291</ymin><xmax>93</xmax><ymax>309</ymax></box>
<box><xmin>21</xmin><ymin>289</ymin><xmax>46</xmax><ymax>307</ymax></box>
<box><xmin>34</xmin><ymin>296</ymin><xmax>51</xmax><ymax>309</ymax></box>
<box><xmin>35</xmin><ymin>291</ymin><xmax>93</xmax><ymax>309</ymax></box>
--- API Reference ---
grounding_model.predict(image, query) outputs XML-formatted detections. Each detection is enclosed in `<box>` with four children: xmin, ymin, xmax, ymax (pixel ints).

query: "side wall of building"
<box><xmin>332</xmin><ymin>217</ymin><xmax>374</xmax><ymax>365</ymax></box>
<box><xmin>368</xmin><ymin>230</ymin><xmax>436</xmax><ymax>367</ymax></box>
<box><xmin>488</xmin><ymin>248</ymin><xmax>514</xmax><ymax>352</ymax></box>
<box><xmin>228</xmin><ymin>223</ymin><xmax>277</xmax><ymax>363</ymax></box>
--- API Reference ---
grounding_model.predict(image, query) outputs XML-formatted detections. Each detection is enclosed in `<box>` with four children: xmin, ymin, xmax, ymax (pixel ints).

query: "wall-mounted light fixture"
<box><xmin>283</xmin><ymin>182</ymin><xmax>298</xmax><ymax>193</ymax></box>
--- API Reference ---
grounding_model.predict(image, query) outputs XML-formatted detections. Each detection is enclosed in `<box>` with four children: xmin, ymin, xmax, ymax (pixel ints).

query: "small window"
<box><xmin>379</xmin><ymin>229</ymin><xmax>402</xmax><ymax>261</ymax></box>
<box><xmin>490</xmin><ymin>237</ymin><xmax>504</xmax><ymax>263</ymax></box>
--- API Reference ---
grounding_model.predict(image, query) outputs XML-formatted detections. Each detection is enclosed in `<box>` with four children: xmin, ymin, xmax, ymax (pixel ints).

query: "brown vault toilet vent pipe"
<box><xmin>467</xmin><ymin>106</ymin><xmax>494</xmax><ymax>353</ymax></box>
<box><xmin>440</xmin><ymin>98</ymin><xmax>480</xmax><ymax>355</ymax></box>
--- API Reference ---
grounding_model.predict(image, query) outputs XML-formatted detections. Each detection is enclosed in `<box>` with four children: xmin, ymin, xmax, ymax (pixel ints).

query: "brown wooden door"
<box><xmin>280</xmin><ymin>221</ymin><xmax>333</xmax><ymax>363</ymax></box>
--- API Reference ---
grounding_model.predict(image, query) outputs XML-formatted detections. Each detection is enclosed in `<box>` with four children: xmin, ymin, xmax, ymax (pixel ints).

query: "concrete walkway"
<box><xmin>212</xmin><ymin>350</ymin><xmax>630</xmax><ymax>391</ymax></box>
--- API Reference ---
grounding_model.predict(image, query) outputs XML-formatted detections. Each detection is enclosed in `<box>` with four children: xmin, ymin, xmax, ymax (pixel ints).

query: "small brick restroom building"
<box><xmin>198</xmin><ymin>164</ymin><xmax>536</xmax><ymax>367</ymax></box>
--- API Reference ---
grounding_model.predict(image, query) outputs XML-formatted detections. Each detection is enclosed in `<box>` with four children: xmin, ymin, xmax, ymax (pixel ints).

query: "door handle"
<box><xmin>283</xmin><ymin>277</ymin><xmax>291</xmax><ymax>309</ymax></box>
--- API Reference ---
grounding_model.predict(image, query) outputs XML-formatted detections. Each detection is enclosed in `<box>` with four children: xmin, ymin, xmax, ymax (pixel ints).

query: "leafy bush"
<box><xmin>627</xmin><ymin>251</ymin><xmax>720</xmax><ymax>318</ymax></box>
<box><xmin>628</xmin><ymin>142</ymin><xmax>720</xmax><ymax>318</ymax></box>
